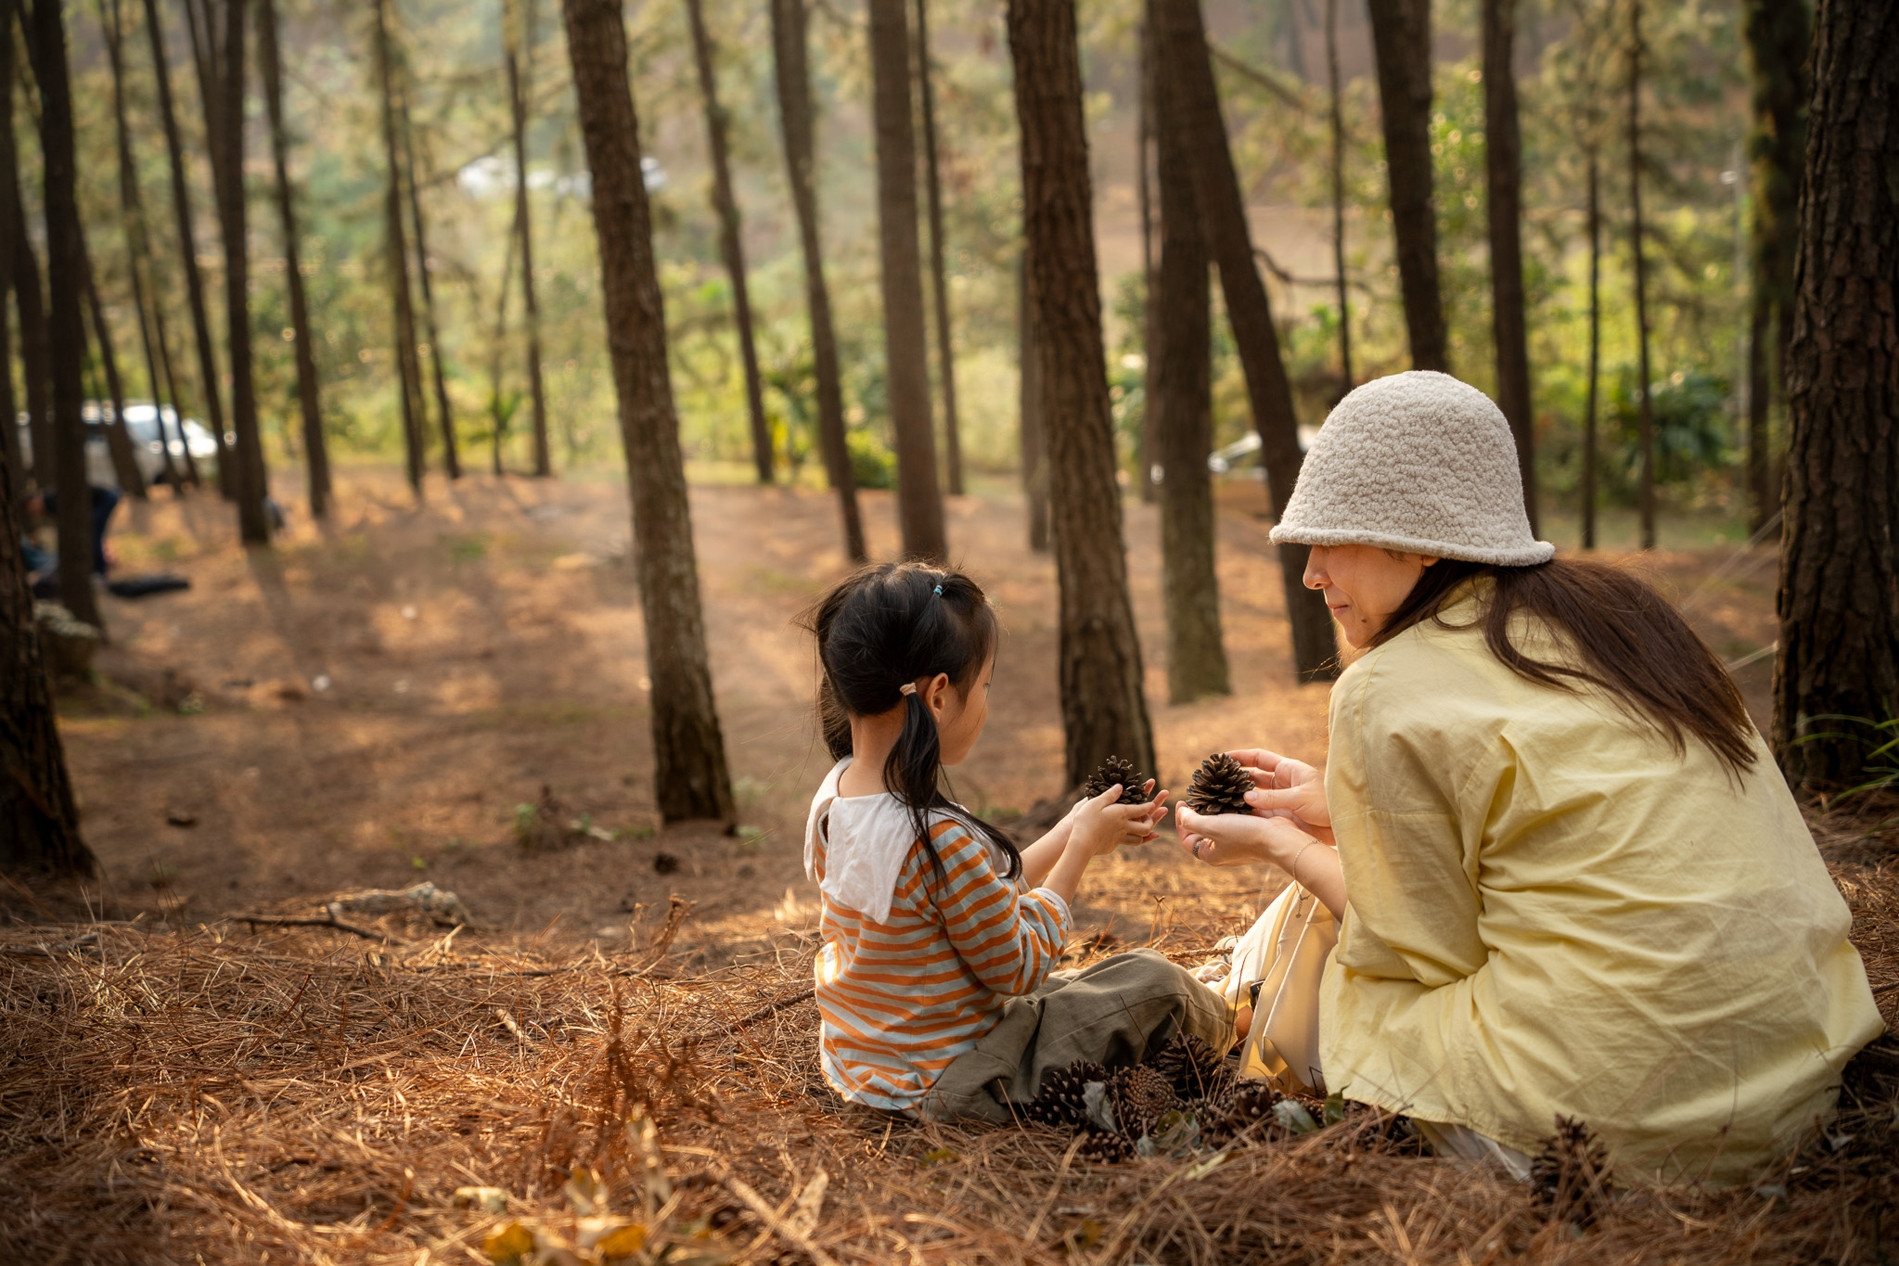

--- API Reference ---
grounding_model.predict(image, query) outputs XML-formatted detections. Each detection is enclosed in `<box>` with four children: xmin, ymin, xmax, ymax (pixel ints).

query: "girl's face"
<box><xmin>1303</xmin><ymin>545</ymin><xmax>1438</xmax><ymax>647</ymax></box>
<box><xmin>926</xmin><ymin>651</ymin><xmax>994</xmax><ymax>767</ymax></box>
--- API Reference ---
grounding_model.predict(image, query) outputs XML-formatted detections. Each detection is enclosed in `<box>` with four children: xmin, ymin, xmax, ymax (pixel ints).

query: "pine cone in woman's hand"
<box><xmin>1082</xmin><ymin>755</ymin><xmax>1152</xmax><ymax>806</ymax></box>
<box><xmin>1185</xmin><ymin>752</ymin><xmax>1253</xmax><ymax>815</ymax></box>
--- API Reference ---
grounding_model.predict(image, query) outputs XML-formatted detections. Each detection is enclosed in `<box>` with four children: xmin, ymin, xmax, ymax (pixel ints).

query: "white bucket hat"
<box><xmin>1269</xmin><ymin>371</ymin><xmax>1555</xmax><ymax>567</ymax></box>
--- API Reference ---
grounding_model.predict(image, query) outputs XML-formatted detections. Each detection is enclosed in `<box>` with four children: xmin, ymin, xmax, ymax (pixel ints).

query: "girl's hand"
<box><xmin>1226</xmin><ymin>747</ymin><xmax>1333</xmax><ymax>841</ymax></box>
<box><xmin>1174</xmin><ymin>802</ymin><xmax>1315</xmax><ymax>869</ymax></box>
<box><xmin>1069</xmin><ymin>782</ymin><xmax>1167</xmax><ymax>858</ymax></box>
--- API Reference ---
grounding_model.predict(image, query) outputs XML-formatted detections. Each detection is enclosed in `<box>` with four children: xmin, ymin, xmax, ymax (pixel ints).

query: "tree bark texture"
<box><xmin>562</xmin><ymin>0</ymin><xmax>734</xmax><ymax>823</ymax></box>
<box><xmin>868</xmin><ymin>0</ymin><xmax>945</xmax><ymax>560</ymax></box>
<box><xmin>1743</xmin><ymin>0</ymin><xmax>1809</xmax><ymax>533</ymax></box>
<box><xmin>504</xmin><ymin>0</ymin><xmax>551</xmax><ymax>478</ymax></box>
<box><xmin>144</xmin><ymin>0</ymin><xmax>230</xmax><ymax>496</ymax></box>
<box><xmin>4</xmin><ymin>31</ymin><xmax>51</xmax><ymax>499</ymax></box>
<box><xmin>1326</xmin><ymin>0</ymin><xmax>1352</xmax><ymax>392</ymax></box>
<box><xmin>1627</xmin><ymin>0</ymin><xmax>1656</xmax><ymax>549</ymax></box>
<box><xmin>1770</xmin><ymin>0</ymin><xmax>1898</xmax><ymax>792</ymax></box>
<box><xmin>769</xmin><ymin>0</ymin><xmax>864</xmax><ymax>559</ymax></box>
<box><xmin>1150</xmin><ymin>16</ymin><xmax>1229</xmax><ymax>704</ymax></box>
<box><xmin>1152</xmin><ymin>0</ymin><xmax>1337</xmax><ymax>682</ymax></box>
<box><xmin>1008</xmin><ymin>0</ymin><xmax>1155</xmax><ymax>786</ymax></box>
<box><xmin>399</xmin><ymin>90</ymin><xmax>459</xmax><ymax>480</ymax></box>
<box><xmin>1135</xmin><ymin>17</ymin><xmax>1157</xmax><ymax>505</ymax></box>
<box><xmin>1017</xmin><ymin>249</ymin><xmax>1048</xmax><ymax>552</ymax></box>
<box><xmin>1366</xmin><ymin>0</ymin><xmax>1448</xmax><ymax>372</ymax></box>
<box><xmin>26</xmin><ymin>0</ymin><xmax>102</xmax><ymax>628</ymax></box>
<box><xmin>0</xmin><ymin>436</ymin><xmax>92</xmax><ymax>876</ymax></box>
<box><xmin>374</xmin><ymin>0</ymin><xmax>427</xmax><ymax>496</ymax></box>
<box><xmin>1582</xmin><ymin>149</ymin><xmax>1600</xmax><ymax>549</ymax></box>
<box><xmin>0</xmin><ymin>23</ymin><xmax>16</xmax><ymax>507</ymax></box>
<box><xmin>915</xmin><ymin>0</ymin><xmax>961</xmax><ymax>497</ymax></box>
<box><xmin>1482</xmin><ymin>0</ymin><xmax>1535</xmax><ymax>532</ymax></box>
<box><xmin>257</xmin><ymin>0</ymin><xmax>328</xmax><ymax>517</ymax></box>
<box><xmin>83</xmin><ymin>247</ymin><xmax>146</xmax><ymax>498</ymax></box>
<box><xmin>685</xmin><ymin>0</ymin><xmax>771</xmax><ymax>485</ymax></box>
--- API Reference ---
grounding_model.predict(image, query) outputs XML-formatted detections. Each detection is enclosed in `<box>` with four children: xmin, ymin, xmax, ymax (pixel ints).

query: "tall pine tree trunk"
<box><xmin>1770</xmin><ymin>0</ymin><xmax>1898</xmax><ymax>792</ymax></box>
<box><xmin>399</xmin><ymin>90</ymin><xmax>459</xmax><ymax>480</ymax></box>
<box><xmin>503</xmin><ymin>0</ymin><xmax>551</xmax><ymax>477</ymax></box>
<box><xmin>1482</xmin><ymin>0</ymin><xmax>1535</xmax><ymax>531</ymax></box>
<box><xmin>562</xmin><ymin>0</ymin><xmax>734</xmax><ymax>823</ymax></box>
<box><xmin>26</xmin><ymin>0</ymin><xmax>101</xmax><ymax>627</ymax></box>
<box><xmin>1743</xmin><ymin>0</ymin><xmax>1808</xmax><ymax>534</ymax></box>
<box><xmin>685</xmin><ymin>0</ymin><xmax>771</xmax><ymax>485</ymax></box>
<box><xmin>82</xmin><ymin>249</ymin><xmax>146</xmax><ymax>498</ymax></box>
<box><xmin>1152</xmin><ymin>0</ymin><xmax>1337</xmax><ymax>682</ymax></box>
<box><xmin>1008</xmin><ymin>0</ymin><xmax>1155</xmax><ymax>786</ymax></box>
<box><xmin>1017</xmin><ymin>249</ymin><xmax>1048</xmax><ymax>551</ymax></box>
<box><xmin>144</xmin><ymin>0</ymin><xmax>229</xmax><ymax>496</ymax></box>
<box><xmin>1627</xmin><ymin>0</ymin><xmax>1656</xmax><ymax>549</ymax></box>
<box><xmin>258</xmin><ymin>0</ymin><xmax>328</xmax><ymax>517</ymax></box>
<box><xmin>868</xmin><ymin>0</ymin><xmax>945</xmax><ymax>560</ymax></box>
<box><xmin>1326</xmin><ymin>0</ymin><xmax>1352</xmax><ymax>391</ymax></box>
<box><xmin>0</xmin><ymin>434</ymin><xmax>92</xmax><ymax>876</ymax></box>
<box><xmin>1150</xmin><ymin>0</ymin><xmax>1228</xmax><ymax>704</ymax></box>
<box><xmin>915</xmin><ymin>0</ymin><xmax>961</xmax><ymax>496</ymax></box>
<box><xmin>1366</xmin><ymin>0</ymin><xmax>1448</xmax><ymax>372</ymax></box>
<box><xmin>0</xmin><ymin>24</ymin><xmax>17</xmax><ymax>507</ymax></box>
<box><xmin>1582</xmin><ymin>148</ymin><xmax>1601</xmax><ymax>549</ymax></box>
<box><xmin>769</xmin><ymin>0</ymin><xmax>864</xmax><ymax>559</ymax></box>
<box><xmin>1135</xmin><ymin>18</ymin><xmax>1157</xmax><ymax>505</ymax></box>
<box><xmin>5</xmin><ymin>53</ymin><xmax>52</xmax><ymax>497</ymax></box>
<box><xmin>374</xmin><ymin>0</ymin><xmax>426</xmax><ymax>496</ymax></box>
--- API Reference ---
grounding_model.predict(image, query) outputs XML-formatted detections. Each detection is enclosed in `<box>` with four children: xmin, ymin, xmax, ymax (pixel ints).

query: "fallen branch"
<box><xmin>236</xmin><ymin>910</ymin><xmax>389</xmax><ymax>941</ymax></box>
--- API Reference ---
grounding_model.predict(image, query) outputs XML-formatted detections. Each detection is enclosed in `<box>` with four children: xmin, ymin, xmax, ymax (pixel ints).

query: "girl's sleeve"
<box><xmin>924</xmin><ymin>822</ymin><xmax>1072</xmax><ymax>996</ymax></box>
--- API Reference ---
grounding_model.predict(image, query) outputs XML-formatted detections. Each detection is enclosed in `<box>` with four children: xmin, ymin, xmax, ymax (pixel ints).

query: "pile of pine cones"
<box><xmin>1020</xmin><ymin>1035</ymin><xmax>1291</xmax><ymax>1162</ymax></box>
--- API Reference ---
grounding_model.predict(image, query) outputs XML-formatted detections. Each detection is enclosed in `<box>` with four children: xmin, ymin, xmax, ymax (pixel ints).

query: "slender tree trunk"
<box><xmin>258</xmin><ymin>0</ymin><xmax>327</xmax><ymax>517</ymax></box>
<box><xmin>1008</xmin><ymin>0</ymin><xmax>1155</xmax><ymax>786</ymax></box>
<box><xmin>373</xmin><ymin>0</ymin><xmax>426</xmax><ymax>496</ymax></box>
<box><xmin>1582</xmin><ymin>148</ymin><xmax>1601</xmax><ymax>550</ymax></box>
<box><xmin>1771</xmin><ymin>0</ymin><xmax>1898</xmax><ymax>792</ymax></box>
<box><xmin>1135</xmin><ymin>17</ymin><xmax>1158</xmax><ymax>504</ymax></box>
<box><xmin>1153</xmin><ymin>0</ymin><xmax>1337</xmax><ymax>682</ymax></box>
<box><xmin>503</xmin><ymin>0</ymin><xmax>551</xmax><ymax>478</ymax></box>
<box><xmin>915</xmin><ymin>0</ymin><xmax>961</xmax><ymax>496</ymax></box>
<box><xmin>26</xmin><ymin>0</ymin><xmax>101</xmax><ymax>626</ymax></box>
<box><xmin>83</xmin><ymin>251</ymin><xmax>146</xmax><ymax>498</ymax></box>
<box><xmin>144</xmin><ymin>0</ymin><xmax>229</xmax><ymax>497</ymax></box>
<box><xmin>489</xmin><ymin>207</ymin><xmax>516</xmax><ymax>476</ymax></box>
<box><xmin>1018</xmin><ymin>249</ymin><xmax>1048</xmax><ymax>551</ymax></box>
<box><xmin>399</xmin><ymin>90</ymin><xmax>459</xmax><ymax>481</ymax></box>
<box><xmin>684</xmin><ymin>0</ymin><xmax>771</xmax><ymax>485</ymax></box>
<box><xmin>769</xmin><ymin>0</ymin><xmax>864</xmax><ymax>559</ymax></box>
<box><xmin>868</xmin><ymin>0</ymin><xmax>945</xmax><ymax>560</ymax></box>
<box><xmin>0</xmin><ymin>434</ymin><xmax>92</xmax><ymax>876</ymax></box>
<box><xmin>1326</xmin><ymin>0</ymin><xmax>1351</xmax><ymax>392</ymax></box>
<box><xmin>1150</xmin><ymin>0</ymin><xmax>1228</xmax><ymax>704</ymax></box>
<box><xmin>1627</xmin><ymin>0</ymin><xmax>1655</xmax><ymax>550</ymax></box>
<box><xmin>562</xmin><ymin>0</ymin><xmax>734</xmax><ymax>823</ymax></box>
<box><xmin>1365</xmin><ymin>0</ymin><xmax>1448</xmax><ymax>372</ymax></box>
<box><xmin>0</xmin><ymin>24</ymin><xmax>16</xmax><ymax>508</ymax></box>
<box><xmin>1482</xmin><ymin>0</ymin><xmax>1535</xmax><ymax>531</ymax></box>
<box><xmin>8</xmin><ymin>194</ymin><xmax>51</xmax><ymax>489</ymax></box>
<box><xmin>1743</xmin><ymin>0</ymin><xmax>1809</xmax><ymax>535</ymax></box>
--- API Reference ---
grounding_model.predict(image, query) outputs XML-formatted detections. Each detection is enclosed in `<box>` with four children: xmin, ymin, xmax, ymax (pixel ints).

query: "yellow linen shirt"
<box><xmin>1318</xmin><ymin>586</ymin><xmax>1883</xmax><ymax>1185</ymax></box>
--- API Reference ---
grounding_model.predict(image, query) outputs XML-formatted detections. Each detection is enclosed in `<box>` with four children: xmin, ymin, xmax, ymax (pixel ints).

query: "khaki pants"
<box><xmin>919</xmin><ymin>949</ymin><xmax>1232</xmax><ymax>1124</ymax></box>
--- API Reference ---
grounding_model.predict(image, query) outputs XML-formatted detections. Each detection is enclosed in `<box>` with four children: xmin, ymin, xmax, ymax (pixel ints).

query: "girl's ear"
<box><xmin>922</xmin><ymin>671</ymin><xmax>953</xmax><ymax>722</ymax></box>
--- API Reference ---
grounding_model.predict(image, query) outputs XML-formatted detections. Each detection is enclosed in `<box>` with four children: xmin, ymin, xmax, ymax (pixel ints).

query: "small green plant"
<box><xmin>846</xmin><ymin>429</ymin><xmax>896</xmax><ymax>490</ymax></box>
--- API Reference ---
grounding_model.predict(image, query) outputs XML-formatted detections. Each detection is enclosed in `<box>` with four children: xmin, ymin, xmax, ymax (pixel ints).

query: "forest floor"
<box><xmin>2</xmin><ymin>465</ymin><xmax>1893</xmax><ymax>1264</ymax></box>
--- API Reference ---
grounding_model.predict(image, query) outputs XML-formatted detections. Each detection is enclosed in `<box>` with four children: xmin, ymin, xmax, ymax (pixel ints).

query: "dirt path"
<box><xmin>44</xmin><ymin>467</ymin><xmax>1779</xmax><ymax>959</ymax></box>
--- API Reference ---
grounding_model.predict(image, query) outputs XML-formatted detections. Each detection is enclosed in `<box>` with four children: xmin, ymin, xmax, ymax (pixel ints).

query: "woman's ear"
<box><xmin>923</xmin><ymin>672</ymin><xmax>953</xmax><ymax>721</ymax></box>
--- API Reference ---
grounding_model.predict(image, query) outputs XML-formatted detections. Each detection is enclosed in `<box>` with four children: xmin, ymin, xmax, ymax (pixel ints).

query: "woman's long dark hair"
<box><xmin>804</xmin><ymin>562</ymin><xmax>1023</xmax><ymax>879</ymax></box>
<box><xmin>1371</xmin><ymin>556</ymin><xmax>1759</xmax><ymax>777</ymax></box>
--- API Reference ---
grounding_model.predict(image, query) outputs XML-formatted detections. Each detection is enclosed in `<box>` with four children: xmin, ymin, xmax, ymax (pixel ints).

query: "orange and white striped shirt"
<box><xmin>803</xmin><ymin>759</ymin><xmax>1071</xmax><ymax>1113</ymax></box>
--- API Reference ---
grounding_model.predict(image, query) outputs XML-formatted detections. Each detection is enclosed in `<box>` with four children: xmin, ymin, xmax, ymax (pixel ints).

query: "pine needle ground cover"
<box><xmin>2</xmin><ymin>851</ymin><xmax>1893</xmax><ymax>1265</ymax></box>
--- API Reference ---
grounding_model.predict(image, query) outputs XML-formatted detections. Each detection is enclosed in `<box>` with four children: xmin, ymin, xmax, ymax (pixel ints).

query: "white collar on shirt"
<box><xmin>803</xmin><ymin>757</ymin><xmax>965</xmax><ymax>924</ymax></box>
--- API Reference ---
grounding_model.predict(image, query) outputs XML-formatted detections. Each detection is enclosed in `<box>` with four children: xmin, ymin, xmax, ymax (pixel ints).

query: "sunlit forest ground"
<box><xmin>3</xmin><ymin>466</ymin><xmax>1892</xmax><ymax>1264</ymax></box>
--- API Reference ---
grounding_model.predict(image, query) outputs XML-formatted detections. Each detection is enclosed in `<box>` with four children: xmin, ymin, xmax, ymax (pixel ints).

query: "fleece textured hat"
<box><xmin>1269</xmin><ymin>371</ymin><xmax>1555</xmax><ymax>566</ymax></box>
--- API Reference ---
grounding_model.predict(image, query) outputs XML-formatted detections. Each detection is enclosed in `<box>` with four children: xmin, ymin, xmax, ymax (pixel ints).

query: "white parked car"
<box><xmin>17</xmin><ymin>401</ymin><xmax>221</xmax><ymax>489</ymax></box>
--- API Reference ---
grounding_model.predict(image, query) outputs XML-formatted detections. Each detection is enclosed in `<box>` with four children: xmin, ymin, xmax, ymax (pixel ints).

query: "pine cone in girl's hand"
<box><xmin>1185</xmin><ymin>752</ymin><xmax>1254</xmax><ymax>815</ymax></box>
<box><xmin>1082</xmin><ymin>755</ymin><xmax>1152</xmax><ymax>806</ymax></box>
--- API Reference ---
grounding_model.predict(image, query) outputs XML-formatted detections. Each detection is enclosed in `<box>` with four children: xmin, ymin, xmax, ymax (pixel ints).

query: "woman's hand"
<box><xmin>1174</xmin><ymin>803</ymin><xmax>1316</xmax><ymax>869</ymax></box>
<box><xmin>1226</xmin><ymin>748</ymin><xmax>1334</xmax><ymax>843</ymax></box>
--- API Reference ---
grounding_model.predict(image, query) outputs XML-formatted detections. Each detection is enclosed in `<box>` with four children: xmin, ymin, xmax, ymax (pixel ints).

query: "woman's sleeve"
<box><xmin>925</xmin><ymin>822</ymin><xmax>1072</xmax><ymax>996</ymax></box>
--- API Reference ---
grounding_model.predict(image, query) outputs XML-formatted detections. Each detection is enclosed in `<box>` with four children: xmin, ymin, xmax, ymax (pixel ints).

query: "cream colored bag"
<box><xmin>1221</xmin><ymin>883</ymin><xmax>1338</xmax><ymax>1095</ymax></box>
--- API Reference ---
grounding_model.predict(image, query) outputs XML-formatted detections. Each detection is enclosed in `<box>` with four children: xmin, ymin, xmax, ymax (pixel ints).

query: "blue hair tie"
<box><xmin>933</xmin><ymin>584</ymin><xmax>943</xmax><ymax>596</ymax></box>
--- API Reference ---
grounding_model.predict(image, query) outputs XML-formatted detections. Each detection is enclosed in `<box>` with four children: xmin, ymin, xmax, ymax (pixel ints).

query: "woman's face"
<box><xmin>1303</xmin><ymin>545</ymin><xmax>1438</xmax><ymax>647</ymax></box>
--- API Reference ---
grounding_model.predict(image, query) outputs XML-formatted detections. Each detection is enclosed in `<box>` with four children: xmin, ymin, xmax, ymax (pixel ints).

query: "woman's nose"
<box><xmin>1302</xmin><ymin>548</ymin><xmax>1327</xmax><ymax>590</ymax></box>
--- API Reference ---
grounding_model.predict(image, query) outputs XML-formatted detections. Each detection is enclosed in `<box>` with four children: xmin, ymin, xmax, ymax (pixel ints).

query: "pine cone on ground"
<box><xmin>1184</xmin><ymin>753</ymin><xmax>1253</xmax><ymax>816</ymax></box>
<box><xmin>1203</xmin><ymin>1082</ymin><xmax>1281</xmax><ymax>1145</ymax></box>
<box><xmin>1023</xmin><ymin>1060</ymin><xmax>1111</xmax><ymax>1130</ymax></box>
<box><xmin>1110</xmin><ymin>1064</ymin><xmax>1179</xmax><ymax>1141</ymax></box>
<box><xmin>1082</xmin><ymin>756</ymin><xmax>1152</xmax><ymax>807</ymax></box>
<box><xmin>1148</xmin><ymin>1034</ymin><xmax>1235</xmax><ymax>1103</ymax></box>
<box><xmin>1073</xmin><ymin>1126</ymin><xmax>1136</xmax><ymax>1164</ymax></box>
<box><xmin>1532</xmin><ymin>1116</ymin><xmax>1611</xmax><ymax>1228</ymax></box>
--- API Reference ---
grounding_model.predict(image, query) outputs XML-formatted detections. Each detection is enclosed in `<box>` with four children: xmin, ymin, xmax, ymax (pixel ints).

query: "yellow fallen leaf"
<box><xmin>481</xmin><ymin>1221</ymin><xmax>536</xmax><ymax>1264</ymax></box>
<box><xmin>453</xmin><ymin>1186</ymin><xmax>509</xmax><ymax>1213</ymax></box>
<box><xmin>592</xmin><ymin>1223</ymin><xmax>648</xmax><ymax>1258</ymax></box>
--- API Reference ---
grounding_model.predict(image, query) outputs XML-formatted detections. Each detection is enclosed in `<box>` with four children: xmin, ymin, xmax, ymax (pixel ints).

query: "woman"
<box><xmin>1177</xmin><ymin>371</ymin><xmax>1882</xmax><ymax>1185</ymax></box>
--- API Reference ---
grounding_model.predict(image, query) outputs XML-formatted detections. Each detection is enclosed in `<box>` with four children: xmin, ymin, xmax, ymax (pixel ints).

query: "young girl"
<box><xmin>803</xmin><ymin>562</ymin><xmax>1230</xmax><ymax>1123</ymax></box>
